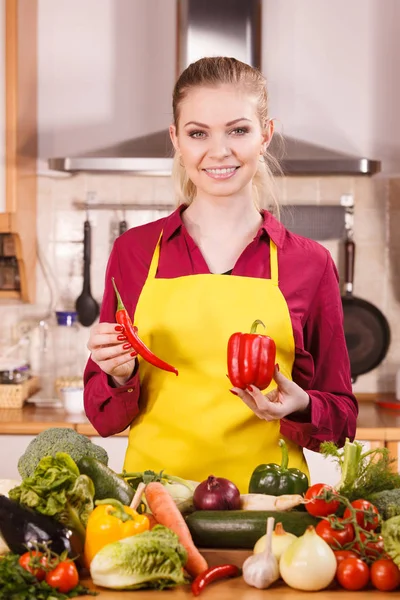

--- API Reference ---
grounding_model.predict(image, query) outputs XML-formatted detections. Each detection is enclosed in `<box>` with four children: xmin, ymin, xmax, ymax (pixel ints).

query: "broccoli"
<box><xmin>369</xmin><ymin>489</ymin><xmax>400</xmax><ymax>521</ymax></box>
<box><xmin>18</xmin><ymin>427</ymin><xmax>108</xmax><ymax>478</ymax></box>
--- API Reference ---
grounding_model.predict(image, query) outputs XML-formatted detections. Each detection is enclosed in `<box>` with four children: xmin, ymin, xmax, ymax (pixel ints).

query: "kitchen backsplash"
<box><xmin>0</xmin><ymin>173</ymin><xmax>399</xmax><ymax>395</ymax></box>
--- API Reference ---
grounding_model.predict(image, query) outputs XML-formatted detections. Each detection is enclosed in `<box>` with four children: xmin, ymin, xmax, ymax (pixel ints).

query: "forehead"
<box><xmin>178</xmin><ymin>84</ymin><xmax>259</xmax><ymax>125</ymax></box>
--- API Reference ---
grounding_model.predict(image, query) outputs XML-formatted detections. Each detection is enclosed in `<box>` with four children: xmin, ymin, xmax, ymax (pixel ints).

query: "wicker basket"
<box><xmin>0</xmin><ymin>376</ymin><xmax>40</xmax><ymax>409</ymax></box>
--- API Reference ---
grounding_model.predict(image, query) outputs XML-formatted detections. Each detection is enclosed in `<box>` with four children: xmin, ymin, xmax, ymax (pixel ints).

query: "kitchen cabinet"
<box><xmin>0</xmin><ymin>0</ymin><xmax>37</xmax><ymax>302</ymax></box>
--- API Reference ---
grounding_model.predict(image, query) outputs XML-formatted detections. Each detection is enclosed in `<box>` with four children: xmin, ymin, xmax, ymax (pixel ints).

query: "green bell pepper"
<box><xmin>248</xmin><ymin>439</ymin><xmax>309</xmax><ymax>496</ymax></box>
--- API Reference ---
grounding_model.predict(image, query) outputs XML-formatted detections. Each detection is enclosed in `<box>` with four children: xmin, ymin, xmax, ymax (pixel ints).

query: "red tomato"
<box><xmin>334</xmin><ymin>550</ymin><xmax>358</xmax><ymax>567</ymax></box>
<box><xmin>304</xmin><ymin>483</ymin><xmax>340</xmax><ymax>517</ymax></box>
<box><xmin>18</xmin><ymin>551</ymin><xmax>46</xmax><ymax>581</ymax></box>
<box><xmin>354</xmin><ymin>533</ymin><xmax>386</xmax><ymax>560</ymax></box>
<box><xmin>316</xmin><ymin>518</ymin><xmax>355</xmax><ymax>549</ymax></box>
<box><xmin>343</xmin><ymin>499</ymin><xmax>379</xmax><ymax>531</ymax></box>
<box><xmin>45</xmin><ymin>561</ymin><xmax>79</xmax><ymax>594</ymax></box>
<box><xmin>336</xmin><ymin>557</ymin><xmax>370</xmax><ymax>591</ymax></box>
<box><xmin>370</xmin><ymin>559</ymin><xmax>400</xmax><ymax>592</ymax></box>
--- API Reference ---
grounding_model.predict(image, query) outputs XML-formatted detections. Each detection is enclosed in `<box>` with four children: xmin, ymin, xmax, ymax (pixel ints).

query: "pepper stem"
<box><xmin>112</xmin><ymin>277</ymin><xmax>126</xmax><ymax>312</ymax></box>
<box><xmin>250</xmin><ymin>319</ymin><xmax>266</xmax><ymax>334</ymax></box>
<box><xmin>96</xmin><ymin>498</ymin><xmax>133</xmax><ymax>522</ymax></box>
<box><xmin>279</xmin><ymin>438</ymin><xmax>289</xmax><ymax>471</ymax></box>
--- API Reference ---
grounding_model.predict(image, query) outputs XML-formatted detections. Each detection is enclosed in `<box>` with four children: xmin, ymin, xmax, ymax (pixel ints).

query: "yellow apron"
<box><xmin>123</xmin><ymin>232</ymin><xmax>309</xmax><ymax>492</ymax></box>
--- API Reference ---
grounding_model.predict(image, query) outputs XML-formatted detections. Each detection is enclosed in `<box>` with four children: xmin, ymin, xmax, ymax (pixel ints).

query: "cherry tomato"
<box><xmin>336</xmin><ymin>557</ymin><xmax>370</xmax><ymax>591</ymax></box>
<box><xmin>354</xmin><ymin>533</ymin><xmax>386</xmax><ymax>560</ymax></box>
<box><xmin>316</xmin><ymin>518</ymin><xmax>355</xmax><ymax>549</ymax></box>
<box><xmin>18</xmin><ymin>551</ymin><xmax>46</xmax><ymax>581</ymax></box>
<box><xmin>45</xmin><ymin>561</ymin><xmax>79</xmax><ymax>594</ymax></box>
<box><xmin>343</xmin><ymin>499</ymin><xmax>379</xmax><ymax>531</ymax></box>
<box><xmin>370</xmin><ymin>558</ymin><xmax>400</xmax><ymax>591</ymax></box>
<box><xmin>304</xmin><ymin>483</ymin><xmax>340</xmax><ymax>517</ymax></box>
<box><xmin>334</xmin><ymin>550</ymin><xmax>358</xmax><ymax>567</ymax></box>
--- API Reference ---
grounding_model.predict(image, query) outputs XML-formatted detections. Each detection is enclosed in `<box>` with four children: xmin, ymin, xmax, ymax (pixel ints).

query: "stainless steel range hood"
<box><xmin>48</xmin><ymin>0</ymin><xmax>381</xmax><ymax>177</ymax></box>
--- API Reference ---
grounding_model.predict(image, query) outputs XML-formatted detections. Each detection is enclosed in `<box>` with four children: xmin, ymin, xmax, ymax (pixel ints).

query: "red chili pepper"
<box><xmin>191</xmin><ymin>564</ymin><xmax>240</xmax><ymax>596</ymax></box>
<box><xmin>227</xmin><ymin>319</ymin><xmax>276</xmax><ymax>390</ymax></box>
<box><xmin>112</xmin><ymin>278</ymin><xmax>178</xmax><ymax>376</ymax></box>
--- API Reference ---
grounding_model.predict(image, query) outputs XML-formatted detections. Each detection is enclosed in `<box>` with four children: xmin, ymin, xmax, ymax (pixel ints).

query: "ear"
<box><xmin>169</xmin><ymin>124</ymin><xmax>180</xmax><ymax>152</ymax></box>
<box><xmin>261</xmin><ymin>119</ymin><xmax>274</xmax><ymax>153</ymax></box>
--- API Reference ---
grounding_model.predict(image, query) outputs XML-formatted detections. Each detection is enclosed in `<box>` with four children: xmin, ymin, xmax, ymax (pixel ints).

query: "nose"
<box><xmin>208</xmin><ymin>135</ymin><xmax>232</xmax><ymax>160</ymax></box>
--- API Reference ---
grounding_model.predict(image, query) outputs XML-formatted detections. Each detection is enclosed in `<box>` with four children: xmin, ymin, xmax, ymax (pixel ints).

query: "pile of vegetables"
<box><xmin>3</xmin><ymin>427</ymin><xmax>400</xmax><ymax>596</ymax></box>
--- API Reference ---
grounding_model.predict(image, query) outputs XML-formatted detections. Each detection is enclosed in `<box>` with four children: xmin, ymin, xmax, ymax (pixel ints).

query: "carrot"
<box><xmin>143</xmin><ymin>512</ymin><xmax>158</xmax><ymax>530</ymax></box>
<box><xmin>145</xmin><ymin>481</ymin><xmax>208</xmax><ymax>578</ymax></box>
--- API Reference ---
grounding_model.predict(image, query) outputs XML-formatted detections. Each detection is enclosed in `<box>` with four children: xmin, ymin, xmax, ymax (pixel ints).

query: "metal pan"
<box><xmin>342</xmin><ymin>234</ymin><xmax>390</xmax><ymax>382</ymax></box>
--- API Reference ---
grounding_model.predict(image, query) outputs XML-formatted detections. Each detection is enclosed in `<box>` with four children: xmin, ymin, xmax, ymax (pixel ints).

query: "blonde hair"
<box><xmin>171</xmin><ymin>56</ymin><xmax>282</xmax><ymax>216</ymax></box>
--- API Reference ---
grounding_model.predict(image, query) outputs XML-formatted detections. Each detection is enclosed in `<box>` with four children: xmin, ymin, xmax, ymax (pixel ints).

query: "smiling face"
<box><xmin>170</xmin><ymin>84</ymin><xmax>273</xmax><ymax>201</ymax></box>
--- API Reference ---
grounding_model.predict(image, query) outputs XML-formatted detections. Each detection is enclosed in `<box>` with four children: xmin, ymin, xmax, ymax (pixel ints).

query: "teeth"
<box><xmin>205</xmin><ymin>167</ymin><xmax>237</xmax><ymax>174</ymax></box>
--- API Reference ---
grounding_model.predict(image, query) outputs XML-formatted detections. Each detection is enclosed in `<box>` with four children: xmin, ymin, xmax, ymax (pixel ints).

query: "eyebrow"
<box><xmin>184</xmin><ymin>117</ymin><xmax>251</xmax><ymax>128</ymax></box>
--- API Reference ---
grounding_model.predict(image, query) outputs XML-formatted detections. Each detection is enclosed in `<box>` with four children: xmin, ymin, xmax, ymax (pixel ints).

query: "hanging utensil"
<box><xmin>119</xmin><ymin>211</ymin><xmax>128</xmax><ymax>236</ymax></box>
<box><xmin>75</xmin><ymin>211</ymin><xmax>100</xmax><ymax>327</ymax></box>
<box><xmin>341</xmin><ymin>207</ymin><xmax>390</xmax><ymax>382</ymax></box>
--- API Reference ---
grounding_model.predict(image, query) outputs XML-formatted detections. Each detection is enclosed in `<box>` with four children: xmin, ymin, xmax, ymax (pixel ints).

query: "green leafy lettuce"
<box><xmin>9</xmin><ymin>452</ymin><xmax>94</xmax><ymax>543</ymax></box>
<box><xmin>90</xmin><ymin>525</ymin><xmax>188</xmax><ymax>590</ymax></box>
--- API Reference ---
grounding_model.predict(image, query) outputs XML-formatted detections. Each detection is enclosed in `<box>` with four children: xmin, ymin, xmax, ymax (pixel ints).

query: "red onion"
<box><xmin>193</xmin><ymin>475</ymin><xmax>241</xmax><ymax>510</ymax></box>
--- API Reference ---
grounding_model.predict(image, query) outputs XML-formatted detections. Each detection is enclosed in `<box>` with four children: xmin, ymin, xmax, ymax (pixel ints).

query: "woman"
<box><xmin>84</xmin><ymin>57</ymin><xmax>357</xmax><ymax>491</ymax></box>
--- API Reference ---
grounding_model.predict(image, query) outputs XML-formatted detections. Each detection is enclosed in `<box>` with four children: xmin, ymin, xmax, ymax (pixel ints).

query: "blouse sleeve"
<box><xmin>280</xmin><ymin>253</ymin><xmax>358</xmax><ymax>452</ymax></box>
<box><xmin>83</xmin><ymin>242</ymin><xmax>141</xmax><ymax>437</ymax></box>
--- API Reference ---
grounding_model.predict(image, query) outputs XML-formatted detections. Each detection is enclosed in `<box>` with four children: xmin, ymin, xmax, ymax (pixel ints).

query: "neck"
<box><xmin>183</xmin><ymin>193</ymin><xmax>262</xmax><ymax>239</ymax></box>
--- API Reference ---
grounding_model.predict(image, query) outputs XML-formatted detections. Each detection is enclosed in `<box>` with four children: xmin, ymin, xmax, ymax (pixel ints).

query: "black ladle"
<box><xmin>75</xmin><ymin>216</ymin><xmax>99</xmax><ymax>327</ymax></box>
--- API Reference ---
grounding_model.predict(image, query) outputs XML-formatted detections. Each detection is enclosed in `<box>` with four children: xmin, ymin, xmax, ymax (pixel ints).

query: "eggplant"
<box><xmin>0</xmin><ymin>494</ymin><xmax>75</xmax><ymax>556</ymax></box>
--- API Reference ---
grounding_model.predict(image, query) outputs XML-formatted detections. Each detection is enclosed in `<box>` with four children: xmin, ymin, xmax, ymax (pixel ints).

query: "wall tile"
<box><xmin>319</xmin><ymin>177</ymin><xmax>355</xmax><ymax>205</ymax></box>
<box><xmin>389</xmin><ymin>178</ymin><xmax>400</xmax><ymax>210</ymax></box>
<box><xmin>353</xmin><ymin>208</ymin><xmax>386</xmax><ymax>246</ymax></box>
<box><xmin>284</xmin><ymin>176</ymin><xmax>319</xmax><ymax>204</ymax></box>
<box><xmin>120</xmin><ymin>175</ymin><xmax>154</xmax><ymax>204</ymax></box>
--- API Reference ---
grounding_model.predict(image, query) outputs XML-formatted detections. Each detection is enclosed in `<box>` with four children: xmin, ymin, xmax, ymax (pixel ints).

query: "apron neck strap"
<box><xmin>147</xmin><ymin>231</ymin><xmax>163</xmax><ymax>280</ymax></box>
<box><xmin>270</xmin><ymin>240</ymin><xmax>279</xmax><ymax>285</ymax></box>
<box><xmin>147</xmin><ymin>231</ymin><xmax>279</xmax><ymax>284</ymax></box>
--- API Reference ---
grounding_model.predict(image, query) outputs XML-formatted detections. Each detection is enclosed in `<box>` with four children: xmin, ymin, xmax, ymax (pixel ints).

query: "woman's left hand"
<box><xmin>231</xmin><ymin>366</ymin><xmax>310</xmax><ymax>421</ymax></box>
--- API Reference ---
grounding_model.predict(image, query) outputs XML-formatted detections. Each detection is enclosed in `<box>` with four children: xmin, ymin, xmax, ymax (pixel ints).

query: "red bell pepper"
<box><xmin>227</xmin><ymin>319</ymin><xmax>276</xmax><ymax>390</ymax></box>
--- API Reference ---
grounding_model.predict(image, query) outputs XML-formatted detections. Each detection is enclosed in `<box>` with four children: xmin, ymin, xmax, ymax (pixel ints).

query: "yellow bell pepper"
<box><xmin>84</xmin><ymin>498</ymin><xmax>149</xmax><ymax>567</ymax></box>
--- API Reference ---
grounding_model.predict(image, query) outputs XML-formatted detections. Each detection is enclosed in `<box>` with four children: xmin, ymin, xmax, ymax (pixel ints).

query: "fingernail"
<box><xmin>122</xmin><ymin>343</ymin><xmax>131</xmax><ymax>350</ymax></box>
<box><xmin>276</xmin><ymin>364</ymin><xmax>280</xmax><ymax>372</ymax></box>
<box><xmin>230</xmin><ymin>389</ymin><xmax>239</xmax><ymax>396</ymax></box>
<box><xmin>246</xmin><ymin>385</ymin><xmax>254</xmax><ymax>392</ymax></box>
<box><xmin>117</xmin><ymin>335</ymin><xmax>127</xmax><ymax>341</ymax></box>
<box><xmin>115</xmin><ymin>325</ymin><xmax>124</xmax><ymax>332</ymax></box>
<box><xmin>130</xmin><ymin>351</ymin><xmax>137</xmax><ymax>357</ymax></box>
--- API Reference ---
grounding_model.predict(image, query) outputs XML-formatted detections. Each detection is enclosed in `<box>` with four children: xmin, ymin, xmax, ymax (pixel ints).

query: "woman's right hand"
<box><xmin>87</xmin><ymin>323</ymin><xmax>137</xmax><ymax>386</ymax></box>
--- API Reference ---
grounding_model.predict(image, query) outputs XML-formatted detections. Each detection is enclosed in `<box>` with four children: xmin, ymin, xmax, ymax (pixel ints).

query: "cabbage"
<box><xmin>90</xmin><ymin>525</ymin><xmax>188</xmax><ymax>590</ymax></box>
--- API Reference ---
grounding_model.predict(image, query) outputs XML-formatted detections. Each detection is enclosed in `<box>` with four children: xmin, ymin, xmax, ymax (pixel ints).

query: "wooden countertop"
<box><xmin>0</xmin><ymin>394</ymin><xmax>399</xmax><ymax>437</ymax></box>
<box><xmin>81</xmin><ymin>578</ymin><xmax>392</xmax><ymax>598</ymax></box>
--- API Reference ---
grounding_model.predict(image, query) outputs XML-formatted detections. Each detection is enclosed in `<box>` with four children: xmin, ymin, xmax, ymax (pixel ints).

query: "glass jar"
<box><xmin>54</xmin><ymin>311</ymin><xmax>84</xmax><ymax>397</ymax></box>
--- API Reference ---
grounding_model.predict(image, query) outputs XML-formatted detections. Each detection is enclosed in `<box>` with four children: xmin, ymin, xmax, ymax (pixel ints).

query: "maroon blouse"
<box><xmin>84</xmin><ymin>206</ymin><xmax>358</xmax><ymax>452</ymax></box>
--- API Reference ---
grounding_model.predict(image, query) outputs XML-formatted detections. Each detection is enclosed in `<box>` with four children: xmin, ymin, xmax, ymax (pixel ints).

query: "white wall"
<box><xmin>38</xmin><ymin>0</ymin><xmax>177</xmax><ymax>158</ymax></box>
<box><xmin>262</xmin><ymin>0</ymin><xmax>400</xmax><ymax>173</ymax></box>
<box><xmin>38</xmin><ymin>0</ymin><xmax>400</xmax><ymax>172</ymax></box>
<box><xmin>0</xmin><ymin>0</ymin><xmax>6</xmax><ymax>211</ymax></box>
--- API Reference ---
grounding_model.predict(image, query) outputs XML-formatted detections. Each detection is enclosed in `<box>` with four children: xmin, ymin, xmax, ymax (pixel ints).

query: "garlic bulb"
<box><xmin>243</xmin><ymin>517</ymin><xmax>279</xmax><ymax>589</ymax></box>
<box><xmin>279</xmin><ymin>525</ymin><xmax>337</xmax><ymax>591</ymax></box>
<box><xmin>254</xmin><ymin>522</ymin><xmax>297</xmax><ymax>560</ymax></box>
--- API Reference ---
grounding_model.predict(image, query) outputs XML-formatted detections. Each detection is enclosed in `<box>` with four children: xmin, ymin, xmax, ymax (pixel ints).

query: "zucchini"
<box><xmin>77</xmin><ymin>457</ymin><xmax>134</xmax><ymax>505</ymax></box>
<box><xmin>185</xmin><ymin>510</ymin><xmax>319</xmax><ymax>549</ymax></box>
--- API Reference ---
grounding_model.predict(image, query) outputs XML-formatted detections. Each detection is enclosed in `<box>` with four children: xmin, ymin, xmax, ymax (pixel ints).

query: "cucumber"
<box><xmin>77</xmin><ymin>457</ymin><xmax>134</xmax><ymax>505</ymax></box>
<box><xmin>185</xmin><ymin>510</ymin><xmax>319</xmax><ymax>549</ymax></box>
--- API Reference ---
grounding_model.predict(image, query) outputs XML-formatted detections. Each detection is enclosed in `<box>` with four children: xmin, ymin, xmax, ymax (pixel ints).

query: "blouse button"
<box><xmin>127</xmin><ymin>388</ymin><xmax>134</xmax><ymax>393</ymax></box>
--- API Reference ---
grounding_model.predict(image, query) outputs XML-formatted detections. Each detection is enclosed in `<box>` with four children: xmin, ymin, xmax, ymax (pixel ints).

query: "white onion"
<box><xmin>279</xmin><ymin>526</ymin><xmax>337</xmax><ymax>591</ymax></box>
